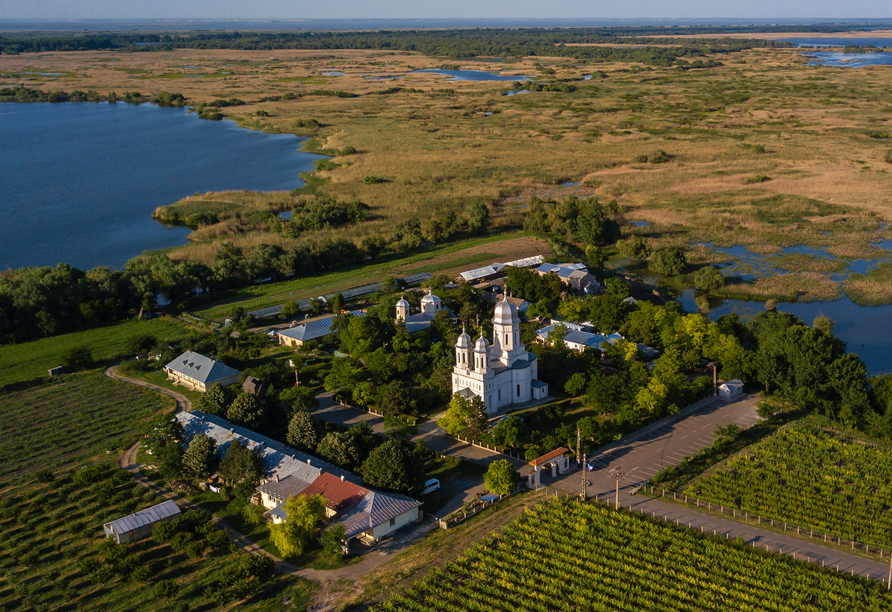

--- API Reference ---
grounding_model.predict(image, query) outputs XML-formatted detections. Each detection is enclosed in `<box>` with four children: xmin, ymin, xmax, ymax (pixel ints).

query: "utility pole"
<box><xmin>610</xmin><ymin>466</ymin><xmax>625</xmax><ymax>510</ymax></box>
<box><xmin>581</xmin><ymin>453</ymin><xmax>587</xmax><ymax>501</ymax></box>
<box><xmin>888</xmin><ymin>554</ymin><xmax>891</xmax><ymax>591</ymax></box>
<box><xmin>576</xmin><ymin>427</ymin><xmax>582</xmax><ymax>466</ymax></box>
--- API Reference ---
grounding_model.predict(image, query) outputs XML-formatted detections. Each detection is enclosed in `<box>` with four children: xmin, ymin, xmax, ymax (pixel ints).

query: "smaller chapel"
<box><xmin>452</xmin><ymin>294</ymin><xmax>548</xmax><ymax>414</ymax></box>
<box><xmin>395</xmin><ymin>288</ymin><xmax>455</xmax><ymax>333</ymax></box>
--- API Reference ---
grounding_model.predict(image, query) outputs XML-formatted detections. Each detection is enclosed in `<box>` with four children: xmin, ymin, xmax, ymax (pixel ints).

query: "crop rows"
<box><xmin>686</xmin><ymin>425</ymin><xmax>892</xmax><ymax>547</ymax></box>
<box><xmin>373</xmin><ymin>499</ymin><xmax>892</xmax><ymax>612</ymax></box>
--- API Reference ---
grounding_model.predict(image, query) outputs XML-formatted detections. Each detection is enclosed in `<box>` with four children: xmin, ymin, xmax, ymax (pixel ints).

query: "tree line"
<box><xmin>1</xmin><ymin>29</ymin><xmax>790</xmax><ymax>65</ymax></box>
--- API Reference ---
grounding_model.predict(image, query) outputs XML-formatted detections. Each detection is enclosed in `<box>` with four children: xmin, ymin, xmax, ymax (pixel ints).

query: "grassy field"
<box><xmin>0</xmin><ymin>466</ymin><xmax>315</xmax><ymax>612</ymax></box>
<box><xmin>372</xmin><ymin>498</ymin><xmax>892</xmax><ymax>612</ymax></box>
<box><xmin>0</xmin><ymin>372</ymin><xmax>173</xmax><ymax>488</ymax></box>
<box><xmin>685</xmin><ymin>424</ymin><xmax>892</xmax><ymax>548</ymax></box>
<box><xmin>4</xmin><ymin>45</ymin><xmax>891</xmax><ymax>292</ymax></box>
<box><xmin>0</xmin><ymin>318</ymin><xmax>193</xmax><ymax>387</ymax></box>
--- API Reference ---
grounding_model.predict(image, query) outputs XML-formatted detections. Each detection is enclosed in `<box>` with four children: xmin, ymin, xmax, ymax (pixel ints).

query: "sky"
<box><xmin>1</xmin><ymin>0</ymin><xmax>891</xmax><ymax>21</ymax></box>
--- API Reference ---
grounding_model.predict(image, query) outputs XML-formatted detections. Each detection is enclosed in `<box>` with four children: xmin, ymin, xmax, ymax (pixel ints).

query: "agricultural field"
<box><xmin>0</xmin><ymin>464</ymin><xmax>314</xmax><ymax>612</ymax></box>
<box><xmin>373</xmin><ymin>498</ymin><xmax>892</xmax><ymax>612</ymax></box>
<box><xmin>685</xmin><ymin>424</ymin><xmax>892</xmax><ymax>548</ymax></box>
<box><xmin>0</xmin><ymin>317</ymin><xmax>192</xmax><ymax>387</ymax></box>
<box><xmin>0</xmin><ymin>373</ymin><xmax>173</xmax><ymax>487</ymax></box>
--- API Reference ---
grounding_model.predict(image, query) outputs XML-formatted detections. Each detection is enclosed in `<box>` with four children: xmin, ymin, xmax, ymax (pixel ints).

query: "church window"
<box><xmin>517</xmin><ymin>384</ymin><xmax>520</xmax><ymax>397</ymax></box>
<box><xmin>505</xmin><ymin>333</ymin><xmax>509</xmax><ymax>345</ymax></box>
<box><xmin>498</xmin><ymin>389</ymin><xmax>501</xmax><ymax>401</ymax></box>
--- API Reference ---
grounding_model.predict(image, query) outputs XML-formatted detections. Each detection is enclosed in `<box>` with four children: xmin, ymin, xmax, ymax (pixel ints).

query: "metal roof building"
<box><xmin>176</xmin><ymin>411</ymin><xmax>422</xmax><ymax>544</ymax></box>
<box><xmin>103</xmin><ymin>500</ymin><xmax>181</xmax><ymax>544</ymax></box>
<box><xmin>164</xmin><ymin>351</ymin><xmax>241</xmax><ymax>392</ymax></box>
<box><xmin>278</xmin><ymin>311</ymin><xmax>366</xmax><ymax>347</ymax></box>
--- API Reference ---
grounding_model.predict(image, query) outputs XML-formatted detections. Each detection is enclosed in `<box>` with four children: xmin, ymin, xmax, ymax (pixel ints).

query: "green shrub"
<box><xmin>744</xmin><ymin>175</ymin><xmax>772</xmax><ymax>184</ymax></box>
<box><xmin>363</xmin><ymin>175</ymin><xmax>386</xmax><ymax>184</ymax></box>
<box><xmin>635</xmin><ymin>149</ymin><xmax>674</xmax><ymax>164</ymax></box>
<box><xmin>694</xmin><ymin>266</ymin><xmax>725</xmax><ymax>291</ymax></box>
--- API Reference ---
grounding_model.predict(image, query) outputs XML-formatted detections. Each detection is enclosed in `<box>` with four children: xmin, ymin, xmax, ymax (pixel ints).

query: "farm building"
<box><xmin>176</xmin><ymin>411</ymin><xmax>422</xmax><ymax>546</ymax></box>
<box><xmin>278</xmin><ymin>311</ymin><xmax>366</xmax><ymax>348</ymax></box>
<box><xmin>164</xmin><ymin>351</ymin><xmax>241</xmax><ymax>392</ymax></box>
<box><xmin>458</xmin><ymin>255</ymin><xmax>546</xmax><ymax>284</ymax></box>
<box><xmin>103</xmin><ymin>500</ymin><xmax>181</xmax><ymax>544</ymax></box>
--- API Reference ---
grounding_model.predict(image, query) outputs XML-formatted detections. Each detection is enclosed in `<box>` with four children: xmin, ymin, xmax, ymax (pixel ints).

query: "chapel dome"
<box><xmin>420</xmin><ymin>288</ymin><xmax>441</xmax><ymax>307</ymax></box>
<box><xmin>455</xmin><ymin>327</ymin><xmax>472</xmax><ymax>349</ymax></box>
<box><xmin>493</xmin><ymin>295</ymin><xmax>519</xmax><ymax>325</ymax></box>
<box><xmin>474</xmin><ymin>335</ymin><xmax>490</xmax><ymax>353</ymax></box>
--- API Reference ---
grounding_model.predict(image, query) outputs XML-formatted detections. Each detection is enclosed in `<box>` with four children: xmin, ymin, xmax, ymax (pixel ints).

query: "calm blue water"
<box><xmin>677</xmin><ymin>291</ymin><xmax>892</xmax><ymax>375</ymax></box>
<box><xmin>804</xmin><ymin>51</ymin><xmax>892</xmax><ymax>67</ymax></box>
<box><xmin>0</xmin><ymin>102</ymin><xmax>324</xmax><ymax>270</ymax></box>
<box><xmin>412</xmin><ymin>69</ymin><xmax>534</xmax><ymax>81</ymax></box>
<box><xmin>782</xmin><ymin>37</ymin><xmax>892</xmax><ymax>47</ymax></box>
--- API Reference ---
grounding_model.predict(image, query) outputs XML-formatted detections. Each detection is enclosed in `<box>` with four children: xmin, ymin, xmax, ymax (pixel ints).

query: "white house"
<box><xmin>451</xmin><ymin>294</ymin><xmax>548</xmax><ymax>414</ymax></box>
<box><xmin>718</xmin><ymin>379</ymin><xmax>745</xmax><ymax>400</ymax></box>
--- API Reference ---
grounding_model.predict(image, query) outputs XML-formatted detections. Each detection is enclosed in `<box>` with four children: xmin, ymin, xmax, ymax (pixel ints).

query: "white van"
<box><xmin>421</xmin><ymin>478</ymin><xmax>440</xmax><ymax>495</ymax></box>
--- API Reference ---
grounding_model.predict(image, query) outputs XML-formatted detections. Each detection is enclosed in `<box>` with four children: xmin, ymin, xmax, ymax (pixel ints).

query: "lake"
<box><xmin>781</xmin><ymin>37</ymin><xmax>892</xmax><ymax>48</ymax></box>
<box><xmin>803</xmin><ymin>51</ymin><xmax>892</xmax><ymax>68</ymax></box>
<box><xmin>0</xmin><ymin>102</ymin><xmax>324</xmax><ymax>271</ymax></box>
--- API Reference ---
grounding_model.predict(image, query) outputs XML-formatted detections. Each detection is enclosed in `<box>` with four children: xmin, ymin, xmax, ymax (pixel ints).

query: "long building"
<box><xmin>176</xmin><ymin>411</ymin><xmax>422</xmax><ymax>546</ymax></box>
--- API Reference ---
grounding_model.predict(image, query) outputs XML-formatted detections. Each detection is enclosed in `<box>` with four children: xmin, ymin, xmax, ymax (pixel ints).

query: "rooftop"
<box><xmin>104</xmin><ymin>500</ymin><xmax>181</xmax><ymax>534</ymax></box>
<box><xmin>279</xmin><ymin>311</ymin><xmax>366</xmax><ymax>343</ymax></box>
<box><xmin>164</xmin><ymin>351</ymin><xmax>241</xmax><ymax>385</ymax></box>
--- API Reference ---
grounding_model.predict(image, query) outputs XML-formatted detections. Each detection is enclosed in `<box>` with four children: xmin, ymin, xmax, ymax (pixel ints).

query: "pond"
<box><xmin>0</xmin><ymin>102</ymin><xmax>325</xmax><ymax>270</ymax></box>
<box><xmin>676</xmin><ymin>290</ymin><xmax>892</xmax><ymax>376</ymax></box>
<box><xmin>411</xmin><ymin>69</ymin><xmax>534</xmax><ymax>81</ymax></box>
<box><xmin>504</xmin><ymin>90</ymin><xmax>531</xmax><ymax>96</ymax></box>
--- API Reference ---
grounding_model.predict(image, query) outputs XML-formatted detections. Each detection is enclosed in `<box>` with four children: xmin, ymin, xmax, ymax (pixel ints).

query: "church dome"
<box><xmin>396</xmin><ymin>296</ymin><xmax>409</xmax><ymax>309</ymax></box>
<box><xmin>493</xmin><ymin>295</ymin><xmax>519</xmax><ymax>325</ymax></box>
<box><xmin>420</xmin><ymin>288</ymin><xmax>441</xmax><ymax>307</ymax></box>
<box><xmin>455</xmin><ymin>327</ymin><xmax>472</xmax><ymax>349</ymax></box>
<box><xmin>474</xmin><ymin>335</ymin><xmax>490</xmax><ymax>353</ymax></box>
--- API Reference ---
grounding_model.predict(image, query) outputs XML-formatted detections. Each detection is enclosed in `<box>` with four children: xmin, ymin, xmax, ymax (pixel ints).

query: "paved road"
<box><xmin>544</xmin><ymin>393</ymin><xmax>891</xmax><ymax>583</ymax></box>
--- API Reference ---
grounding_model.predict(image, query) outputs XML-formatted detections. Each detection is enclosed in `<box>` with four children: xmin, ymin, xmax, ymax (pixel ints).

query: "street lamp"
<box><xmin>610</xmin><ymin>466</ymin><xmax>625</xmax><ymax>510</ymax></box>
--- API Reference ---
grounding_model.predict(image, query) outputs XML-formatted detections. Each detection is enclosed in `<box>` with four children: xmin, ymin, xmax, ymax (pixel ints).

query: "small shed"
<box><xmin>103</xmin><ymin>499</ymin><xmax>181</xmax><ymax>544</ymax></box>
<box><xmin>243</xmin><ymin>376</ymin><xmax>268</xmax><ymax>398</ymax></box>
<box><xmin>718</xmin><ymin>379</ymin><xmax>744</xmax><ymax>400</ymax></box>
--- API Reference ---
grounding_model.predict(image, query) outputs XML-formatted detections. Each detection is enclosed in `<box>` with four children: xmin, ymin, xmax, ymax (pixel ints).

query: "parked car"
<box><xmin>421</xmin><ymin>478</ymin><xmax>440</xmax><ymax>495</ymax></box>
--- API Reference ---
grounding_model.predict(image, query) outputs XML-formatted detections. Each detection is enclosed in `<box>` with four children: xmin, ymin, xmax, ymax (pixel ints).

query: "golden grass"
<box><xmin>4</xmin><ymin>45</ymin><xmax>892</xmax><ymax>276</ymax></box>
<box><xmin>720</xmin><ymin>272</ymin><xmax>841</xmax><ymax>302</ymax></box>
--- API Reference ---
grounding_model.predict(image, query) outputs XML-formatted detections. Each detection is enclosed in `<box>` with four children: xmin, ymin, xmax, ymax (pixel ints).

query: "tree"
<box><xmin>198</xmin><ymin>382</ymin><xmax>230</xmax><ymax>416</ymax></box>
<box><xmin>226</xmin><ymin>392</ymin><xmax>264</xmax><ymax>429</ymax></box>
<box><xmin>484</xmin><ymin>459</ymin><xmax>519</xmax><ymax>495</ymax></box>
<box><xmin>465</xmin><ymin>397</ymin><xmax>489</xmax><ymax>442</ymax></box>
<box><xmin>269</xmin><ymin>494</ymin><xmax>327</xmax><ymax>558</ymax></box>
<box><xmin>308</xmin><ymin>297</ymin><xmax>325</xmax><ymax>316</ymax></box>
<box><xmin>650</xmin><ymin>247</ymin><xmax>687</xmax><ymax>276</ymax></box>
<box><xmin>287</xmin><ymin>411</ymin><xmax>320</xmax><ymax>452</ymax></box>
<box><xmin>317</xmin><ymin>432</ymin><xmax>363</xmax><ymax>469</ymax></box>
<box><xmin>564</xmin><ymin>372</ymin><xmax>587</xmax><ymax>396</ymax></box>
<box><xmin>218</xmin><ymin>440</ymin><xmax>264</xmax><ymax>486</ymax></box>
<box><xmin>618</xmin><ymin>236</ymin><xmax>651</xmax><ymax>261</ymax></box>
<box><xmin>59</xmin><ymin>345</ymin><xmax>93</xmax><ymax>369</ymax></box>
<box><xmin>379</xmin><ymin>379</ymin><xmax>415</xmax><ymax>417</ymax></box>
<box><xmin>153</xmin><ymin>579</ymin><xmax>179</xmax><ymax>602</ymax></box>
<box><xmin>438</xmin><ymin>394</ymin><xmax>473</xmax><ymax>436</ymax></box>
<box><xmin>328</xmin><ymin>292</ymin><xmax>346</xmax><ymax>314</ymax></box>
<box><xmin>585</xmin><ymin>245</ymin><xmax>606</xmax><ymax>270</ymax></box>
<box><xmin>813</xmin><ymin>314</ymin><xmax>835</xmax><ymax>334</ymax></box>
<box><xmin>183</xmin><ymin>434</ymin><xmax>217</xmax><ymax>480</ymax></box>
<box><xmin>694</xmin><ymin>266</ymin><xmax>725</xmax><ymax>292</ymax></box>
<box><xmin>466</xmin><ymin>201</ymin><xmax>490</xmax><ymax>235</ymax></box>
<box><xmin>125</xmin><ymin>333</ymin><xmax>157</xmax><ymax>356</ymax></box>
<box><xmin>321</xmin><ymin>523</ymin><xmax>347</xmax><ymax>562</ymax></box>
<box><xmin>360</xmin><ymin>438</ymin><xmax>425</xmax><ymax>494</ymax></box>
<box><xmin>526</xmin><ymin>299</ymin><xmax>551</xmax><ymax>320</ymax></box>
<box><xmin>146</xmin><ymin>415</ymin><xmax>185</xmax><ymax>478</ymax></box>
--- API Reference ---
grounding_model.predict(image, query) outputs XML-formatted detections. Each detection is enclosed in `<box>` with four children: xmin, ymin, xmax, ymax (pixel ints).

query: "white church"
<box><xmin>452</xmin><ymin>295</ymin><xmax>548</xmax><ymax>414</ymax></box>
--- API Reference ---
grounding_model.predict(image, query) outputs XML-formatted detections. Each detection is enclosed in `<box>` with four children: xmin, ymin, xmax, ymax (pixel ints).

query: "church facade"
<box><xmin>451</xmin><ymin>295</ymin><xmax>549</xmax><ymax>414</ymax></box>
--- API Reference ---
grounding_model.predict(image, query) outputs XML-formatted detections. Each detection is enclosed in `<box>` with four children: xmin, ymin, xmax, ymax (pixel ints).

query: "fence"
<box><xmin>336</xmin><ymin>400</ymin><xmax>418</xmax><ymax>426</ymax></box>
<box><xmin>574</xmin><ymin>490</ymin><xmax>892</xmax><ymax>588</ymax></box>
<box><xmin>639</xmin><ymin>485</ymin><xmax>892</xmax><ymax>563</ymax></box>
<box><xmin>437</xmin><ymin>488</ymin><xmax>529</xmax><ymax>529</ymax></box>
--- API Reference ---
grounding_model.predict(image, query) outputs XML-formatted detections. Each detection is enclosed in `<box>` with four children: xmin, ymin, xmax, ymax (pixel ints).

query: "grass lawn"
<box><xmin>0</xmin><ymin>372</ymin><xmax>174</xmax><ymax>488</ymax></box>
<box><xmin>0</xmin><ymin>317</ymin><xmax>193</xmax><ymax>387</ymax></box>
<box><xmin>117</xmin><ymin>363</ymin><xmax>206</xmax><ymax>407</ymax></box>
